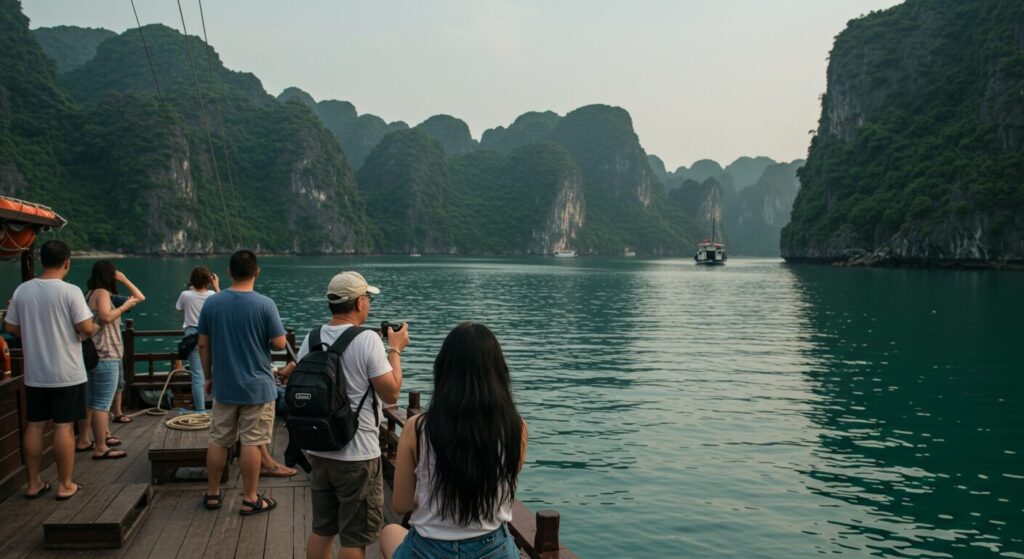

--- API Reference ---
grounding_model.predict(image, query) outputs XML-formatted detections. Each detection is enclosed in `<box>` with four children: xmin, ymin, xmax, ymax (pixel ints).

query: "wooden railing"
<box><xmin>121</xmin><ymin>319</ymin><xmax>296</xmax><ymax>408</ymax></box>
<box><xmin>380</xmin><ymin>393</ymin><xmax>577</xmax><ymax>559</ymax></box>
<box><xmin>121</xmin><ymin>320</ymin><xmax>577</xmax><ymax>558</ymax></box>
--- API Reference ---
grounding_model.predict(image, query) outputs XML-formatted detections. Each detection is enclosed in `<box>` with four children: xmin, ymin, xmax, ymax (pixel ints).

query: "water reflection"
<box><xmin>791</xmin><ymin>265</ymin><xmax>1024</xmax><ymax>558</ymax></box>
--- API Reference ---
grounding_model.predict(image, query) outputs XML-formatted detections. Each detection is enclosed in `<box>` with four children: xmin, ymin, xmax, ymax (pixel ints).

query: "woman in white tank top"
<box><xmin>382</xmin><ymin>323</ymin><xmax>528</xmax><ymax>559</ymax></box>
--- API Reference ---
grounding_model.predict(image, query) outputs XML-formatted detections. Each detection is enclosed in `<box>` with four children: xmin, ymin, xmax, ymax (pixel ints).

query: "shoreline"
<box><xmin>782</xmin><ymin>256</ymin><xmax>1024</xmax><ymax>271</ymax></box>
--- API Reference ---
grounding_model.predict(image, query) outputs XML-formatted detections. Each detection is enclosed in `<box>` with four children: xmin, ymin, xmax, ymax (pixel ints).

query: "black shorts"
<box><xmin>26</xmin><ymin>383</ymin><xmax>87</xmax><ymax>423</ymax></box>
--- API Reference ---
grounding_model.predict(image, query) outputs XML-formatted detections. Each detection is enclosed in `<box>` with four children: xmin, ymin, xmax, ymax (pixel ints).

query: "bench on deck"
<box><xmin>148</xmin><ymin>419</ymin><xmax>227</xmax><ymax>484</ymax></box>
<box><xmin>43</xmin><ymin>483</ymin><xmax>152</xmax><ymax>549</ymax></box>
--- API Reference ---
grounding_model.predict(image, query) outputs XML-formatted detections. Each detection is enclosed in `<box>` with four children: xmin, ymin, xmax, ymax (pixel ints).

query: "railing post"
<box><xmin>407</xmin><ymin>391</ymin><xmax>422</xmax><ymax>418</ymax></box>
<box><xmin>20</xmin><ymin>242</ymin><xmax>35</xmax><ymax>282</ymax></box>
<box><xmin>123</xmin><ymin>319</ymin><xmax>136</xmax><ymax>409</ymax></box>
<box><xmin>286</xmin><ymin>328</ymin><xmax>296</xmax><ymax>357</ymax></box>
<box><xmin>386</xmin><ymin>416</ymin><xmax>397</xmax><ymax>460</ymax></box>
<box><xmin>535</xmin><ymin>510</ymin><xmax>560</xmax><ymax>558</ymax></box>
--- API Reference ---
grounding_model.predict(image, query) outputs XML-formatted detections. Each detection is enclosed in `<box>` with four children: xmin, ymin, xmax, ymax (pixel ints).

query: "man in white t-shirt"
<box><xmin>4</xmin><ymin>240</ymin><xmax>98</xmax><ymax>500</ymax></box>
<box><xmin>282</xmin><ymin>271</ymin><xmax>408</xmax><ymax>559</ymax></box>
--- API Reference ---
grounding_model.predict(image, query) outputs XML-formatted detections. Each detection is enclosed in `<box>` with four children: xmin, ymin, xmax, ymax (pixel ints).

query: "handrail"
<box><xmin>380</xmin><ymin>392</ymin><xmax>576</xmax><ymax>559</ymax></box>
<box><xmin>121</xmin><ymin>320</ymin><xmax>575</xmax><ymax>558</ymax></box>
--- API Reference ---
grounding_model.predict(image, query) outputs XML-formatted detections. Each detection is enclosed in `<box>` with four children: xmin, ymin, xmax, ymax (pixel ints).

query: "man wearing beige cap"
<box><xmin>292</xmin><ymin>271</ymin><xmax>409</xmax><ymax>559</ymax></box>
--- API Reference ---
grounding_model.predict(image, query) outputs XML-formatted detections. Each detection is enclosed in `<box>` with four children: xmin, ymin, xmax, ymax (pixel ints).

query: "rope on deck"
<box><xmin>125</xmin><ymin>368</ymin><xmax>212</xmax><ymax>430</ymax></box>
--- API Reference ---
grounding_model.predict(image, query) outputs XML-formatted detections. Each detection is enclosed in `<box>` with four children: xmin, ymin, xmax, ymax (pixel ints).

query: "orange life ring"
<box><xmin>0</xmin><ymin>336</ymin><xmax>10</xmax><ymax>377</ymax></box>
<box><xmin>0</xmin><ymin>223</ymin><xmax>38</xmax><ymax>260</ymax></box>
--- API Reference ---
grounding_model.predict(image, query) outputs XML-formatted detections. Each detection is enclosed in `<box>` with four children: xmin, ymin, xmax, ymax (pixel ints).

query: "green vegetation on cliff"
<box><xmin>783</xmin><ymin>0</ymin><xmax>1024</xmax><ymax>264</ymax></box>
<box><xmin>32</xmin><ymin>25</ymin><xmax>115</xmax><ymax>74</ymax></box>
<box><xmin>3</xmin><ymin>9</ymin><xmax>373</xmax><ymax>253</ymax></box>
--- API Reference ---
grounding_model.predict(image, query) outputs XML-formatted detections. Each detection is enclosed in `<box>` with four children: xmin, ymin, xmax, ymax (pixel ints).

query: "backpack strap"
<box><xmin>309</xmin><ymin>326</ymin><xmax>326</xmax><ymax>352</ymax></box>
<box><xmin>326</xmin><ymin>326</ymin><xmax>367</xmax><ymax>356</ymax></box>
<box><xmin>325</xmin><ymin>326</ymin><xmax>380</xmax><ymax>427</ymax></box>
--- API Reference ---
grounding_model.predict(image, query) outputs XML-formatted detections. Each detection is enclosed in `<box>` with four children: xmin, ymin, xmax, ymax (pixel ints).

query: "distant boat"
<box><xmin>553</xmin><ymin>249</ymin><xmax>578</xmax><ymax>258</ymax></box>
<box><xmin>409</xmin><ymin>251</ymin><xmax>422</xmax><ymax>257</ymax></box>
<box><xmin>623</xmin><ymin>248</ymin><xmax>636</xmax><ymax>257</ymax></box>
<box><xmin>695</xmin><ymin>216</ymin><xmax>726</xmax><ymax>265</ymax></box>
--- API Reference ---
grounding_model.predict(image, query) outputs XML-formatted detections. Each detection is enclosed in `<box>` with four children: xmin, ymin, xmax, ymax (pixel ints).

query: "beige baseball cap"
<box><xmin>326</xmin><ymin>271</ymin><xmax>380</xmax><ymax>303</ymax></box>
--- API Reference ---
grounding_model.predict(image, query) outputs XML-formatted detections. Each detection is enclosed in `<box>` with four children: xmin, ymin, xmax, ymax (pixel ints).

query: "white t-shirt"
<box><xmin>5</xmin><ymin>278</ymin><xmax>93</xmax><ymax>387</ymax></box>
<box><xmin>298</xmin><ymin>324</ymin><xmax>391</xmax><ymax>462</ymax></box>
<box><xmin>175</xmin><ymin>289</ymin><xmax>215</xmax><ymax>328</ymax></box>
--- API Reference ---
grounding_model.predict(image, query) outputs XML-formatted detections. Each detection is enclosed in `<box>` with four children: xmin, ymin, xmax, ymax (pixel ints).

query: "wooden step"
<box><xmin>149</xmin><ymin>417</ymin><xmax>229</xmax><ymax>484</ymax></box>
<box><xmin>43</xmin><ymin>483</ymin><xmax>152</xmax><ymax>549</ymax></box>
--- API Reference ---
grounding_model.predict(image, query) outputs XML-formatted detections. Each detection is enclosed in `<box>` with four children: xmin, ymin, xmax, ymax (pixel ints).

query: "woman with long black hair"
<box><xmin>381</xmin><ymin>322</ymin><xmax>527</xmax><ymax>559</ymax></box>
<box><xmin>75</xmin><ymin>260</ymin><xmax>144</xmax><ymax>460</ymax></box>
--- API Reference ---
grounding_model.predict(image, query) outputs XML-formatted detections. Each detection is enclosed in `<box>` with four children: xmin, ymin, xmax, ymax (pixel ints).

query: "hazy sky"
<box><xmin>24</xmin><ymin>0</ymin><xmax>902</xmax><ymax>170</ymax></box>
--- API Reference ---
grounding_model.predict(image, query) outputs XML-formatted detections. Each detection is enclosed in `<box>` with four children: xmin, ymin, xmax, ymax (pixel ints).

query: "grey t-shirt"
<box><xmin>4</xmin><ymin>278</ymin><xmax>93</xmax><ymax>387</ymax></box>
<box><xmin>197</xmin><ymin>289</ymin><xmax>286</xmax><ymax>405</ymax></box>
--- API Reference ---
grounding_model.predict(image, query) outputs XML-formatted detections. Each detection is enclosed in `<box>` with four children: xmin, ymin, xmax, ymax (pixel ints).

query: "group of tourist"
<box><xmin>4</xmin><ymin>240</ymin><xmax>528</xmax><ymax>559</ymax></box>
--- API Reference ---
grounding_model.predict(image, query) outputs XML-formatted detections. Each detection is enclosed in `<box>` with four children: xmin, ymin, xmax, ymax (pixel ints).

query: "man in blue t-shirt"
<box><xmin>198</xmin><ymin>250</ymin><xmax>287</xmax><ymax>515</ymax></box>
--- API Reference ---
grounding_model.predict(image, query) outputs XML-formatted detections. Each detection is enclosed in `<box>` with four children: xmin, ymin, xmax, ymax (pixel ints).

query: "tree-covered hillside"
<box><xmin>782</xmin><ymin>0</ymin><xmax>1024</xmax><ymax>266</ymax></box>
<box><xmin>32</xmin><ymin>25</ymin><xmax>115</xmax><ymax>74</ymax></box>
<box><xmin>277</xmin><ymin>87</ymin><xmax>408</xmax><ymax>169</ymax></box>
<box><xmin>3</xmin><ymin>6</ymin><xmax>374</xmax><ymax>253</ymax></box>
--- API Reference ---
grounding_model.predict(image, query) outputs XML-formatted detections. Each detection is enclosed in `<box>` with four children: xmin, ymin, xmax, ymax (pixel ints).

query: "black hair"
<box><xmin>87</xmin><ymin>260</ymin><xmax>118</xmax><ymax>294</ymax></box>
<box><xmin>229</xmin><ymin>250</ymin><xmax>258</xmax><ymax>280</ymax></box>
<box><xmin>421</xmin><ymin>322</ymin><xmax>523</xmax><ymax>526</ymax></box>
<box><xmin>328</xmin><ymin>299</ymin><xmax>357</xmax><ymax>314</ymax></box>
<box><xmin>189</xmin><ymin>266</ymin><xmax>213</xmax><ymax>289</ymax></box>
<box><xmin>39</xmin><ymin>240</ymin><xmax>70</xmax><ymax>269</ymax></box>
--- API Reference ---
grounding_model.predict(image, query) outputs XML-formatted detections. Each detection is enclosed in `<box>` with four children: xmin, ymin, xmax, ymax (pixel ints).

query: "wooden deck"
<box><xmin>0</xmin><ymin>413</ymin><xmax>400</xmax><ymax>558</ymax></box>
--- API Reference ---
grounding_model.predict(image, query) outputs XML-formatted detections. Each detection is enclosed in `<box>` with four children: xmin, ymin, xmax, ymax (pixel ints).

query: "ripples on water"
<box><xmin>3</xmin><ymin>257</ymin><xmax>1021</xmax><ymax>558</ymax></box>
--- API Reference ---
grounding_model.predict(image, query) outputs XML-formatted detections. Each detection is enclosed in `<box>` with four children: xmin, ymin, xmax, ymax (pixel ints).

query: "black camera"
<box><xmin>380</xmin><ymin>322</ymin><xmax>404</xmax><ymax>339</ymax></box>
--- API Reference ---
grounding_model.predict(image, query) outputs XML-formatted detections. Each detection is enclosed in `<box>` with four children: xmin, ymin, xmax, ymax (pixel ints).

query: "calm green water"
<box><xmin>3</xmin><ymin>256</ymin><xmax>1022</xmax><ymax>558</ymax></box>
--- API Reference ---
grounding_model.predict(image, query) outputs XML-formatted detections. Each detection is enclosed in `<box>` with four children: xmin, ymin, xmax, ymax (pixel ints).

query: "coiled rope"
<box><xmin>124</xmin><ymin>368</ymin><xmax>212</xmax><ymax>430</ymax></box>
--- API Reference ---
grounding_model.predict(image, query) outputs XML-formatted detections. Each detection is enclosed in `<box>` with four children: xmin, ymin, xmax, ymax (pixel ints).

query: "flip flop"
<box><xmin>112</xmin><ymin>415</ymin><xmax>134</xmax><ymax>423</ymax></box>
<box><xmin>105</xmin><ymin>436</ymin><xmax>123</xmax><ymax>447</ymax></box>
<box><xmin>239</xmin><ymin>494</ymin><xmax>276</xmax><ymax>516</ymax></box>
<box><xmin>25</xmin><ymin>482</ymin><xmax>51</xmax><ymax>499</ymax></box>
<box><xmin>260</xmin><ymin>465</ymin><xmax>297</xmax><ymax>478</ymax></box>
<box><xmin>56</xmin><ymin>483</ymin><xmax>84</xmax><ymax>501</ymax></box>
<box><xmin>75</xmin><ymin>442</ymin><xmax>95</xmax><ymax>453</ymax></box>
<box><xmin>92</xmin><ymin>449</ymin><xmax>127</xmax><ymax>460</ymax></box>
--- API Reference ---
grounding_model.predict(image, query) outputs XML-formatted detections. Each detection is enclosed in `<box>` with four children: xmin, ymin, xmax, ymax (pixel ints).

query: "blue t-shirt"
<box><xmin>197</xmin><ymin>290</ymin><xmax>286</xmax><ymax>405</ymax></box>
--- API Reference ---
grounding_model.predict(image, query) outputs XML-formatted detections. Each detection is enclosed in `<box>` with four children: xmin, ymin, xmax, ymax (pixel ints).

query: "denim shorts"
<box><xmin>393</xmin><ymin>524</ymin><xmax>519</xmax><ymax>559</ymax></box>
<box><xmin>86</xmin><ymin>359</ymin><xmax>120</xmax><ymax>411</ymax></box>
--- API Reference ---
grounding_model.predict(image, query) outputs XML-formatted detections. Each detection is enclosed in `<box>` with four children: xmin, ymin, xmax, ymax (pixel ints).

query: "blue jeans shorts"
<box><xmin>87</xmin><ymin>359</ymin><xmax>120</xmax><ymax>411</ymax></box>
<box><xmin>393</xmin><ymin>523</ymin><xmax>519</xmax><ymax>559</ymax></box>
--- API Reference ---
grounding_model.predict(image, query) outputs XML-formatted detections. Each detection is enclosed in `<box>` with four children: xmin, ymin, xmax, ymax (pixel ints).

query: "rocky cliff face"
<box><xmin>725</xmin><ymin>161</ymin><xmax>802</xmax><ymax>256</ymax></box>
<box><xmin>783</xmin><ymin>0</ymin><xmax>1024</xmax><ymax>267</ymax></box>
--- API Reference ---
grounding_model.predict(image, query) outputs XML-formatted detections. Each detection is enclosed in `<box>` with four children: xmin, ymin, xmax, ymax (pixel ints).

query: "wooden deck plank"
<box><xmin>68</xmin><ymin>483</ymin><xmax>125</xmax><ymax>523</ymax></box>
<box><xmin>291</xmin><ymin>483</ymin><xmax>306</xmax><ymax>559</ymax></box>
<box><xmin>234</xmin><ymin>491</ymin><xmax>272</xmax><ymax>559</ymax></box>
<box><xmin>174</xmin><ymin>488</ymin><xmax>219</xmax><ymax>559</ymax></box>
<box><xmin>147</xmin><ymin>490</ymin><xmax>201</xmax><ymax>559</ymax></box>
<box><xmin>201</xmin><ymin>490</ymin><xmax>244</xmax><ymax>559</ymax></box>
<box><xmin>263</xmin><ymin>487</ymin><xmax>294</xmax><ymax>559</ymax></box>
<box><xmin>117</xmin><ymin>491</ymin><xmax>181</xmax><ymax>559</ymax></box>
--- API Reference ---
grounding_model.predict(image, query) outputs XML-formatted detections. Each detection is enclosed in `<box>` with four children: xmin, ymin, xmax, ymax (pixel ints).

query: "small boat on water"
<box><xmin>553</xmin><ymin>249</ymin><xmax>578</xmax><ymax>257</ymax></box>
<box><xmin>694</xmin><ymin>240</ymin><xmax>726</xmax><ymax>265</ymax></box>
<box><xmin>695</xmin><ymin>216</ymin><xmax>727</xmax><ymax>265</ymax></box>
<box><xmin>409</xmin><ymin>251</ymin><xmax>421</xmax><ymax>257</ymax></box>
<box><xmin>624</xmin><ymin>248</ymin><xmax>636</xmax><ymax>257</ymax></box>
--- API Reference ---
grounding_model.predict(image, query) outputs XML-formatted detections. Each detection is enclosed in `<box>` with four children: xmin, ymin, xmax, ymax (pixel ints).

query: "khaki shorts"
<box><xmin>310</xmin><ymin>456</ymin><xmax>384</xmax><ymax>547</ymax></box>
<box><xmin>208</xmin><ymin>401</ymin><xmax>275</xmax><ymax>447</ymax></box>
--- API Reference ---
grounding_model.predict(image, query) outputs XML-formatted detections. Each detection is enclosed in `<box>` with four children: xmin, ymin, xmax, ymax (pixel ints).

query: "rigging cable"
<box><xmin>176</xmin><ymin>0</ymin><xmax>237</xmax><ymax>249</ymax></box>
<box><xmin>129</xmin><ymin>0</ymin><xmax>212</xmax><ymax>258</ymax></box>
<box><xmin>197</xmin><ymin>0</ymin><xmax>245</xmax><ymax>246</ymax></box>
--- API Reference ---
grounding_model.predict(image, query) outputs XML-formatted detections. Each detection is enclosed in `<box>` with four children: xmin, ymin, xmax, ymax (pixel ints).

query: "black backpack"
<box><xmin>285</xmin><ymin>326</ymin><xmax>378</xmax><ymax>452</ymax></box>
